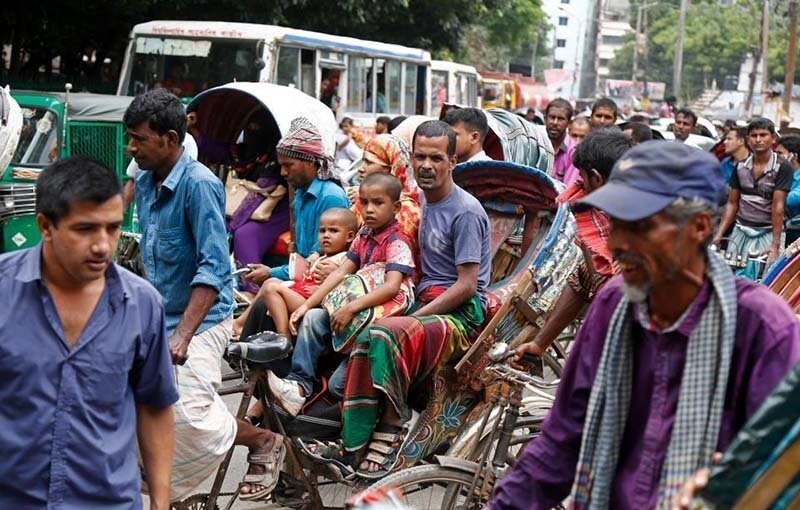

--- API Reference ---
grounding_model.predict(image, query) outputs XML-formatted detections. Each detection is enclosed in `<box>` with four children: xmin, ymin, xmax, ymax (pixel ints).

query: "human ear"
<box><xmin>37</xmin><ymin>213</ymin><xmax>54</xmax><ymax>241</ymax></box>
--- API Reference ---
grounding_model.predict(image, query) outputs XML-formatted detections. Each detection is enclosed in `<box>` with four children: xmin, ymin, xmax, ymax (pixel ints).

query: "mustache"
<box><xmin>612</xmin><ymin>251</ymin><xmax>645</xmax><ymax>265</ymax></box>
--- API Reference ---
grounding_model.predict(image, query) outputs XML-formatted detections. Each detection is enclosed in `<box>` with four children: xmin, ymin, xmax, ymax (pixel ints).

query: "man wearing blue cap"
<box><xmin>488</xmin><ymin>141</ymin><xmax>800</xmax><ymax>510</ymax></box>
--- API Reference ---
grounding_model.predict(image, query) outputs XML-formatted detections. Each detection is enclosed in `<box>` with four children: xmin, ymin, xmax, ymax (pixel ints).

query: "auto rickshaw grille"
<box><xmin>65</xmin><ymin>121</ymin><xmax>135</xmax><ymax>230</ymax></box>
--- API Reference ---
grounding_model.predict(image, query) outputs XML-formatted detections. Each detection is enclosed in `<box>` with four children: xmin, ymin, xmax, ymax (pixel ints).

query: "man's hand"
<box><xmin>331</xmin><ymin>304</ymin><xmax>357</xmax><ymax>334</ymax></box>
<box><xmin>710</xmin><ymin>235</ymin><xmax>723</xmax><ymax>249</ymax></box>
<box><xmin>245</xmin><ymin>264</ymin><xmax>270</xmax><ymax>285</ymax></box>
<box><xmin>313</xmin><ymin>258</ymin><xmax>339</xmax><ymax>283</ymax></box>
<box><xmin>346</xmin><ymin>186</ymin><xmax>359</xmax><ymax>205</ymax></box>
<box><xmin>670</xmin><ymin>452</ymin><xmax>723</xmax><ymax>510</ymax></box>
<box><xmin>289</xmin><ymin>304</ymin><xmax>309</xmax><ymax>336</ymax></box>
<box><xmin>169</xmin><ymin>333</ymin><xmax>191</xmax><ymax>365</ymax></box>
<box><xmin>766</xmin><ymin>245</ymin><xmax>781</xmax><ymax>265</ymax></box>
<box><xmin>509</xmin><ymin>341</ymin><xmax>545</xmax><ymax>370</ymax></box>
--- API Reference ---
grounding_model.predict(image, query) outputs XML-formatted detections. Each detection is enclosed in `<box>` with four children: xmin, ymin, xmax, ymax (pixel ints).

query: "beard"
<box><xmin>622</xmin><ymin>281</ymin><xmax>650</xmax><ymax>303</ymax></box>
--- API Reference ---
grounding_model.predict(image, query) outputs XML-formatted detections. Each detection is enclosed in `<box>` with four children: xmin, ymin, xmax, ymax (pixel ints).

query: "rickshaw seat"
<box><xmin>227</xmin><ymin>331</ymin><xmax>292</xmax><ymax>365</ymax></box>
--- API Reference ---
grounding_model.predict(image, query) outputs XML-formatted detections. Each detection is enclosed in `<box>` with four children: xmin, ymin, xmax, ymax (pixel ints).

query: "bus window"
<box><xmin>347</xmin><ymin>56</ymin><xmax>367</xmax><ymax>112</ymax></box>
<box><xmin>374</xmin><ymin>59</ymin><xmax>387</xmax><ymax>114</ymax></box>
<box><xmin>431</xmin><ymin>70</ymin><xmax>448</xmax><ymax>115</ymax></box>
<box><xmin>127</xmin><ymin>36</ymin><xmax>260</xmax><ymax>97</ymax></box>
<box><xmin>276</xmin><ymin>46</ymin><xmax>300</xmax><ymax>87</ymax></box>
<box><xmin>403</xmin><ymin>63</ymin><xmax>418</xmax><ymax>115</ymax></box>
<box><xmin>467</xmin><ymin>75</ymin><xmax>478</xmax><ymax>107</ymax></box>
<box><xmin>386</xmin><ymin>61</ymin><xmax>401</xmax><ymax>114</ymax></box>
<box><xmin>300</xmin><ymin>49</ymin><xmax>315</xmax><ymax>97</ymax></box>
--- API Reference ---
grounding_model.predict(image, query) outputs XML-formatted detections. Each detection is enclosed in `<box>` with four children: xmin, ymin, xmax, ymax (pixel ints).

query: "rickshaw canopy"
<box><xmin>188</xmin><ymin>82</ymin><xmax>337</xmax><ymax>161</ymax></box>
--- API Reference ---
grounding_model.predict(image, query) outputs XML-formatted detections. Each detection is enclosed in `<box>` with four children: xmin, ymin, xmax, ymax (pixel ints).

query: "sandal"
<box><xmin>239</xmin><ymin>434</ymin><xmax>286</xmax><ymax>501</ymax></box>
<box><xmin>295</xmin><ymin>438</ymin><xmax>356</xmax><ymax>481</ymax></box>
<box><xmin>356</xmin><ymin>425</ymin><xmax>407</xmax><ymax>480</ymax></box>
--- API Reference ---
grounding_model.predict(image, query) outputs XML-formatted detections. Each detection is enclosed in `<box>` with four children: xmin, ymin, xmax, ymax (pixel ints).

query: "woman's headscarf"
<box><xmin>360</xmin><ymin>134</ymin><xmax>420</xmax><ymax>203</ymax></box>
<box><xmin>276</xmin><ymin>117</ymin><xmax>334</xmax><ymax>180</ymax></box>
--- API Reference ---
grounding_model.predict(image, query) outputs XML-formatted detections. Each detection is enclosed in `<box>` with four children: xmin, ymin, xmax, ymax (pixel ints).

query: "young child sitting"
<box><xmin>268</xmin><ymin>173</ymin><xmax>416</xmax><ymax>415</ymax></box>
<box><xmin>257</xmin><ymin>207</ymin><xmax>358</xmax><ymax>338</ymax></box>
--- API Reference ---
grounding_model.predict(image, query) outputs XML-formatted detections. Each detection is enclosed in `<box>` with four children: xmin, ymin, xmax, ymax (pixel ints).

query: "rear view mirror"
<box><xmin>253</xmin><ymin>59</ymin><xmax>266</xmax><ymax>71</ymax></box>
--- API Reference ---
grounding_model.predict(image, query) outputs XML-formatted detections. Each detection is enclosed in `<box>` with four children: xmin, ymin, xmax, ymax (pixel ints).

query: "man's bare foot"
<box><xmin>231</xmin><ymin>320</ymin><xmax>243</xmax><ymax>341</ymax></box>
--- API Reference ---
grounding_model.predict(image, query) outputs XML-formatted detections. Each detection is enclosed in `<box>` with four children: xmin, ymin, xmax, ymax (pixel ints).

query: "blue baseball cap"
<box><xmin>576</xmin><ymin>140</ymin><xmax>725</xmax><ymax>221</ymax></box>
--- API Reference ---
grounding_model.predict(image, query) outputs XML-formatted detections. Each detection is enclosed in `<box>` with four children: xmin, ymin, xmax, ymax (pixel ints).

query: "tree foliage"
<box><xmin>608</xmin><ymin>0</ymin><xmax>766</xmax><ymax>98</ymax></box>
<box><xmin>1</xmin><ymin>0</ymin><xmax>545</xmax><ymax>90</ymax></box>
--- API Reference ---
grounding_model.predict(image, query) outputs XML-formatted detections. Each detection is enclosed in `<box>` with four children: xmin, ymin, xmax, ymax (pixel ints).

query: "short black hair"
<box><xmin>36</xmin><ymin>156</ymin><xmax>122</xmax><ymax>225</ymax></box>
<box><xmin>376</xmin><ymin>116</ymin><xmax>391</xmax><ymax>126</ymax></box>
<box><xmin>628</xmin><ymin>114</ymin><xmax>649</xmax><ymax>123</ymax></box>
<box><xmin>730</xmin><ymin>126</ymin><xmax>748</xmax><ymax>140</ymax></box>
<box><xmin>413</xmin><ymin>120</ymin><xmax>457</xmax><ymax>157</ymax></box>
<box><xmin>778</xmin><ymin>134</ymin><xmax>800</xmax><ymax>155</ymax></box>
<box><xmin>360</xmin><ymin>172</ymin><xmax>402</xmax><ymax>202</ymax></box>
<box><xmin>591</xmin><ymin>97</ymin><xmax>618</xmax><ymax>116</ymax></box>
<box><xmin>443</xmin><ymin>107</ymin><xmax>489</xmax><ymax>143</ymax></box>
<box><xmin>387</xmin><ymin>115</ymin><xmax>407</xmax><ymax>133</ymax></box>
<box><xmin>572</xmin><ymin>127</ymin><xmax>634</xmax><ymax>179</ymax></box>
<box><xmin>625</xmin><ymin>122</ymin><xmax>653</xmax><ymax>144</ymax></box>
<box><xmin>123</xmin><ymin>88</ymin><xmax>186</xmax><ymax>143</ymax></box>
<box><xmin>674</xmin><ymin>108</ymin><xmax>697</xmax><ymax>125</ymax></box>
<box><xmin>747</xmin><ymin>117</ymin><xmax>776</xmax><ymax>135</ymax></box>
<box><xmin>545</xmin><ymin>98</ymin><xmax>574</xmax><ymax>119</ymax></box>
<box><xmin>340</xmin><ymin>117</ymin><xmax>354</xmax><ymax>127</ymax></box>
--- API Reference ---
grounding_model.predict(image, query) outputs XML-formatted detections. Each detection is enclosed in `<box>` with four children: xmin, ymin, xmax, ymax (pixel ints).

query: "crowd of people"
<box><xmin>3</xmin><ymin>84</ymin><xmax>800</xmax><ymax>510</ymax></box>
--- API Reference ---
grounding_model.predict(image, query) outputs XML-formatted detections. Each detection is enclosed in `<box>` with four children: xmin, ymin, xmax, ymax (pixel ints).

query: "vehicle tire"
<box><xmin>369</xmin><ymin>464</ymin><xmax>489</xmax><ymax>510</ymax></box>
<box><xmin>170</xmin><ymin>493</ymin><xmax>220</xmax><ymax>510</ymax></box>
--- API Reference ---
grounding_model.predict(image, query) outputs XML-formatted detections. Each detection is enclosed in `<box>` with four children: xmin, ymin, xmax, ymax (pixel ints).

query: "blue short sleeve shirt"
<box><xmin>0</xmin><ymin>245</ymin><xmax>179</xmax><ymax>509</ymax></box>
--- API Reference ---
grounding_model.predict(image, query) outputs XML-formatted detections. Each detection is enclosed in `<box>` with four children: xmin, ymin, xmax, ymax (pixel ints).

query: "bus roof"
<box><xmin>431</xmin><ymin>60</ymin><xmax>479</xmax><ymax>75</ymax></box>
<box><xmin>131</xmin><ymin>21</ymin><xmax>431</xmax><ymax>63</ymax></box>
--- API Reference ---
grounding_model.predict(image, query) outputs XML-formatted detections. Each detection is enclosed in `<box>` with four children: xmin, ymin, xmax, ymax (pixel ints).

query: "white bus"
<box><xmin>116</xmin><ymin>21</ymin><xmax>432</xmax><ymax>129</ymax></box>
<box><xmin>430</xmin><ymin>60</ymin><xmax>480</xmax><ymax>118</ymax></box>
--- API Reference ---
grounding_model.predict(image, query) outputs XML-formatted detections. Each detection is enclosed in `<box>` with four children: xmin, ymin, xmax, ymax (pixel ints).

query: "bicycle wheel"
<box><xmin>369</xmin><ymin>464</ymin><xmax>489</xmax><ymax>510</ymax></box>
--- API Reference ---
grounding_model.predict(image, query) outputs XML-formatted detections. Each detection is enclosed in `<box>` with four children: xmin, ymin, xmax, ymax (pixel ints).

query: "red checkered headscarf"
<box><xmin>276</xmin><ymin>117</ymin><xmax>334</xmax><ymax>180</ymax></box>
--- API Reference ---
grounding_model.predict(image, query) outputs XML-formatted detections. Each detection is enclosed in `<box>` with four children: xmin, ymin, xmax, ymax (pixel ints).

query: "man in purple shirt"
<box><xmin>545</xmin><ymin>98</ymin><xmax>579</xmax><ymax>186</ymax></box>
<box><xmin>489</xmin><ymin>141</ymin><xmax>800</xmax><ymax>510</ymax></box>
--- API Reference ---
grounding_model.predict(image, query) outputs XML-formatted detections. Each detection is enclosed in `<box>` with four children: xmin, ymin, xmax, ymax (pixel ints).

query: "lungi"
<box><xmin>341</xmin><ymin>287</ymin><xmax>484</xmax><ymax>451</ymax></box>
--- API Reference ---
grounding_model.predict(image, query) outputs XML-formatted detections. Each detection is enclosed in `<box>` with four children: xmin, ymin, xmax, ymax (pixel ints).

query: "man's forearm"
<box><xmin>716</xmin><ymin>205</ymin><xmax>737</xmax><ymax>240</ymax></box>
<box><xmin>173</xmin><ymin>285</ymin><xmax>219</xmax><ymax>341</ymax></box>
<box><xmin>137</xmin><ymin>404</ymin><xmax>174</xmax><ymax>509</ymax></box>
<box><xmin>772</xmin><ymin>201</ymin><xmax>786</xmax><ymax>250</ymax></box>
<box><xmin>413</xmin><ymin>281</ymin><xmax>474</xmax><ymax>317</ymax></box>
<box><xmin>534</xmin><ymin>285</ymin><xmax>585</xmax><ymax>351</ymax></box>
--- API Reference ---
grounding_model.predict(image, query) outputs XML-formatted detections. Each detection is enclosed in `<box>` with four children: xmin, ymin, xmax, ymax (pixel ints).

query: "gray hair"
<box><xmin>662</xmin><ymin>196</ymin><xmax>720</xmax><ymax>249</ymax></box>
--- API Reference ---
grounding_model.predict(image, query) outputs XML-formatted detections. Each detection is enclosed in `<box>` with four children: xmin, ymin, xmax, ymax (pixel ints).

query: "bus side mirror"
<box><xmin>253</xmin><ymin>59</ymin><xmax>266</xmax><ymax>71</ymax></box>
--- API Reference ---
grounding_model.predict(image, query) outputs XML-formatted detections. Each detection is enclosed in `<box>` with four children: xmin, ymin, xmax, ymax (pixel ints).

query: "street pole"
<box><xmin>673</xmin><ymin>0</ymin><xmax>689</xmax><ymax>100</ymax></box>
<box><xmin>783</xmin><ymin>0</ymin><xmax>798</xmax><ymax>115</ymax></box>
<box><xmin>761</xmin><ymin>0</ymin><xmax>770</xmax><ymax>94</ymax></box>
<box><xmin>531</xmin><ymin>29</ymin><xmax>539</xmax><ymax>78</ymax></box>
<box><xmin>632</xmin><ymin>5</ymin><xmax>644</xmax><ymax>82</ymax></box>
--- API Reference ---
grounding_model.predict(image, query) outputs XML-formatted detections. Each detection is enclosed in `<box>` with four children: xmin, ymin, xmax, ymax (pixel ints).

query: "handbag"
<box><xmin>249</xmin><ymin>184</ymin><xmax>287</xmax><ymax>222</ymax></box>
<box><xmin>225</xmin><ymin>177</ymin><xmax>249</xmax><ymax>217</ymax></box>
<box><xmin>322</xmin><ymin>262</ymin><xmax>414</xmax><ymax>353</ymax></box>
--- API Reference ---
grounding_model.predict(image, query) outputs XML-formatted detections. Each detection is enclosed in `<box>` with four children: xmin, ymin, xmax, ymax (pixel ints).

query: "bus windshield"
<box><xmin>125</xmin><ymin>36</ymin><xmax>263</xmax><ymax>97</ymax></box>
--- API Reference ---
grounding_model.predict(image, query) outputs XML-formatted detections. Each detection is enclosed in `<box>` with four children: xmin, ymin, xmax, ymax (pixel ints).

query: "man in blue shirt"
<box><xmin>720</xmin><ymin>126</ymin><xmax>749</xmax><ymax>183</ymax></box>
<box><xmin>778</xmin><ymin>134</ymin><xmax>800</xmax><ymax>244</ymax></box>
<box><xmin>125</xmin><ymin>89</ymin><xmax>284</xmax><ymax>502</ymax></box>
<box><xmin>0</xmin><ymin>156</ymin><xmax>178</xmax><ymax>509</ymax></box>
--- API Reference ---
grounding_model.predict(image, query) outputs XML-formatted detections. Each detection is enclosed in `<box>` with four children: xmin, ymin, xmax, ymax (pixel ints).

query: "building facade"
<box><xmin>542</xmin><ymin>0</ymin><xmax>592</xmax><ymax>98</ymax></box>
